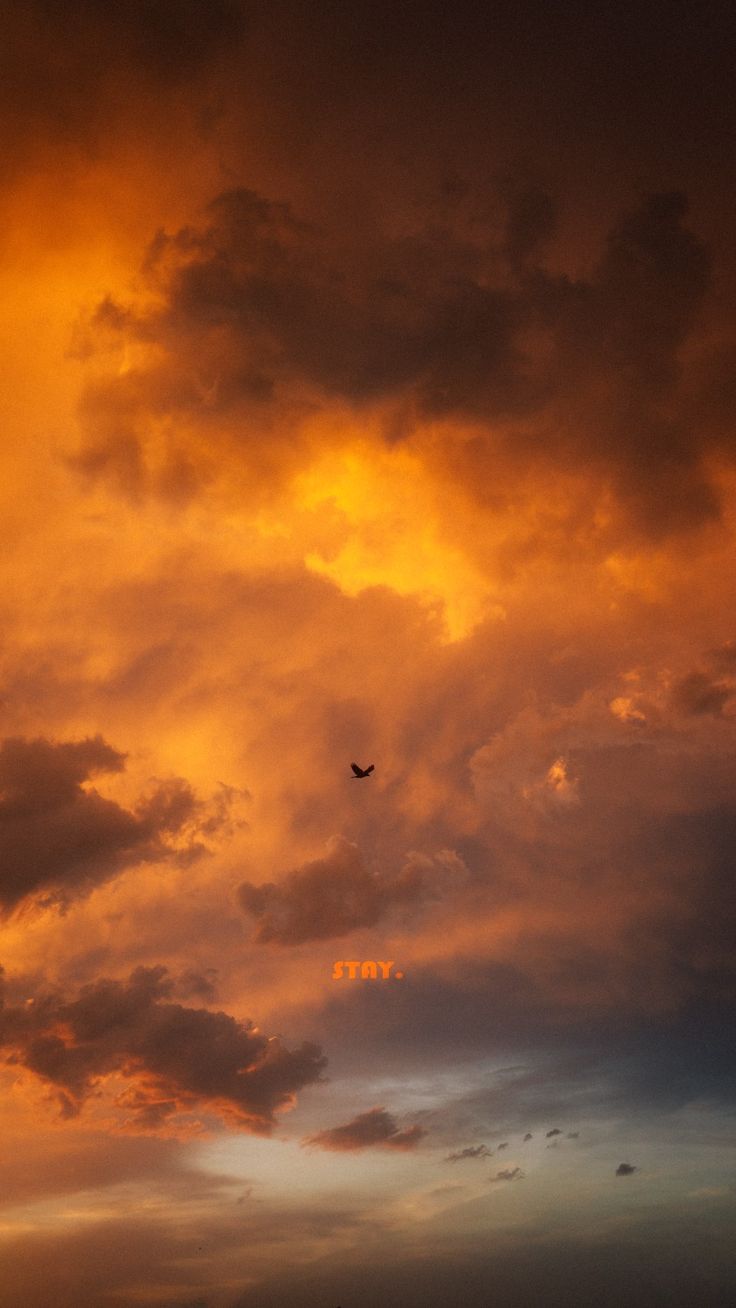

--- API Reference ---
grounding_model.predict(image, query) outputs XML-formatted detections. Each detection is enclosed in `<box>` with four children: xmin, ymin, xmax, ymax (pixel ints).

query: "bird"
<box><xmin>350</xmin><ymin>762</ymin><xmax>374</xmax><ymax>778</ymax></box>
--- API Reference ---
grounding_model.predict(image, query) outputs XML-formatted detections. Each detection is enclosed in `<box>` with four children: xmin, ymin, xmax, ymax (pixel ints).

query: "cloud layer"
<box><xmin>1</xmin><ymin>1</ymin><xmax>736</xmax><ymax>1304</ymax></box>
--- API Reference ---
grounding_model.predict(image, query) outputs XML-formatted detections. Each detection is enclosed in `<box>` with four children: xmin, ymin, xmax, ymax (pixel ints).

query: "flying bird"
<box><xmin>350</xmin><ymin>762</ymin><xmax>374</xmax><ymax>778</ymax></box>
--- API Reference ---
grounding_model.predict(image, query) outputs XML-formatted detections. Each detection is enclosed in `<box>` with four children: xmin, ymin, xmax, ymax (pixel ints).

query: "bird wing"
<box><xmin>350</xmin><ymin>763</ymin><xmax>363</xmax><ymax>776</ymax></box>
<box><xmin>365</xmin><ymin>764</ymin><xmax>375</xmax><ymax>774</ymax></box>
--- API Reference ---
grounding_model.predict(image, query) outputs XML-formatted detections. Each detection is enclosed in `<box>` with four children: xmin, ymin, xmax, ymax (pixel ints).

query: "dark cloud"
<box><xmin>526</xmin><ymin>191</ymin><xmax>716</xmax><ymax>535</ymax></box>
<box><xmin>0</xmin><ymin>735</ymin><xmax>222</xmax><ymax>912</ymax></box>
<box><xmin>671</xmin><ymin>670</ymin><xmax>733</xmax><ymax>716</ymax></box>
<box><xmin>491</xmin><ymin>1167</ymin><xmax>523</xmax><ymax>1182</ymax></box>
<box><xmin>496</xmin><ymin>1141</ymin><xmax>509</xmax><ymax>1150</ymax></box>
<box><xmin>445</xmin><ymin>1144</ymin><xmax>491</xmax><ymax>1162</ymax></box>
<box><xmin>546</xmin><ymin>1128</ymin><xmax>563</xmax><ymax>1137</ymax></box>
<box><xmin>73</xmin><ymin>184</ymin><xmax>526</xmax><ymax>499</ymax></box>
<box><xmin>238</xmin><ymin>836</ymin><xmax>459</xmax><ymax>945</ymax></box>
<box><xmin>0</xmin><ymin>965</ymin><xmax>326</xmax><ymax>1130</ymax></box>
<box><xmin>616</xmin><ymin>1163</ymin><xmax>638</xmax><ymax>1176</ymax></box>
<box><xmin>72</xmin><ymin>181</ymin><xmax>733</xmax><ymax>536</ymax></box>
<box><xmin>174</xmin><ymin>968</ymin><xmax>219</xmax><ymax>1003</ymax></box>
<box><xmin>593</xmin><ymin>192</ymin><xmax>708</xmax><ymax>381</ymax></box>
<box><xmin>151</xmin><ymin>183</ymin><xmax>527</xmax><ymax>416</ymax></box>
<box><xmin>303</xmin><ymin>1106</ymin><xmax>425</xmax><ymax>1152</ymax></box>
<box><xmin>707</xmin><ymin>641</ymin><xmax>736</xmax><ymax>672</ymax></box>
<box><xmin>524</xmin><ymin>1132</ymin><xmax>533</xmax><ymax>1141</ymax></box>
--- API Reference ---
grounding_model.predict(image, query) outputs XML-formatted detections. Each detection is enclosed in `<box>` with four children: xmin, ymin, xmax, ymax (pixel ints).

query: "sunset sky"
<box><xmin>1</xmin><ymin>3</ymin><xmax>735</xmax><ymax>1305</ymax></box>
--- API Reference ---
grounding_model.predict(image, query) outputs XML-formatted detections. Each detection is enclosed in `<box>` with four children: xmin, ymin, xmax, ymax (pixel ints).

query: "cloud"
<box><xmin>490</xmin><ymin>1167</ymin><xmax>523</xmax><ymax>1182</ymax></box>
<box><xmin>303</xmin><ymin>1106</ymin><xmax>425</xmax><ymax>1152</ymax></box>
<box><xmin>670</xmin><ymin>671</ymin><xmax>733</xmax><ymax>717</ymax></box>
<box><xmin>445</xmin><ymin>1144</ymin><xmax>491</xmax><ymax>1162</ymax></box>
<box><xmin>68</xmin><ymin>179</ymin><xmax>730</xmax><ymax>541</ymax></box>
<box><xmin>616</xmin><ymin>1163</ymin><xmax>638</xmax><ymax>1176</ymax></box>
<box><xmin>546</xmin><ymin>1128</ymin><xmax>562</xmax><ymax>1137</ymax></box>
<box><xmin>108</xmin><ymin>183</ymin><xmax>526</xmax><ymax>412</ymax></box>
<box><xmin>707</xmin><ymin>641</ymin><xmax>736</xmax><ymax>672</ymax></box>
<box><xmin>0</xmin><ymin>735</ymin><xmax>224</xmax><ymax>913</ymax></box>
<box><xmin>0</xmin><ymin>965</ymin><xmax>326</xmax><ymax>1131</ymax></box>
<box><xmin>557</xmin><ymin>191</ymin><xmax>715</xmax><ymax>536</ymax></box>
<box><xmin>238</xmin><ymin>836</ymin><xmax>462</xmax><ymax>944</ymax></box>
<box><xmin>523</xmin><ymin>1132</ymin><xmax>533</xmax><ymax>1141</ymax></box>
<box><xmin>174</xmin><ymin>968</ymin><xmax>219</xmax><ymax>1003</ymax></box>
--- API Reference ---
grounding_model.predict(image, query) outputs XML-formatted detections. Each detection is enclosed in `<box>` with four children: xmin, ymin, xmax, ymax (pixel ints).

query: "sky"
<box><xmin>1</xmin><ymin>2</ymin><xmax>735</xmax><ymax>1304</ymax></box>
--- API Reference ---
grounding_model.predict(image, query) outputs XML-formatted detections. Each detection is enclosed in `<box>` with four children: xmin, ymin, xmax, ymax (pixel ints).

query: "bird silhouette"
<box><xmin>350</xmin><ymin>762</ymin><xmax>374</xmax><ymax>778</ymax></box>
